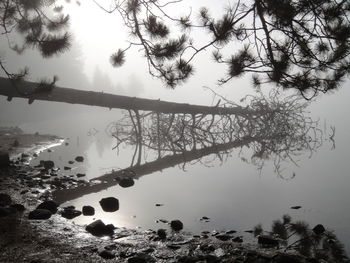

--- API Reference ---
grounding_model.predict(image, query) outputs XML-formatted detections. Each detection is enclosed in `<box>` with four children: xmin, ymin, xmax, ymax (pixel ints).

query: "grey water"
<box><xmin>1</xmin><ymin>87</ymin><xmax>350</xmax><ymax>253</ymax></box>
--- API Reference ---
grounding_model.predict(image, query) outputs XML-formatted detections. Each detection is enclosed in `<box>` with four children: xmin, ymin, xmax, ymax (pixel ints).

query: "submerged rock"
<box><xmin>75</xmin><ymin>156</ymin><xmax>84</xmax><ymax>162</ymax></box>
<box><xmin>0</xmin><ymin>193</ymin><xmax>11</xmax><ymax>206</ymax></box>
<box><xmin>99</xmin><ymin>197</ymin><xmax>119</xmax><ymax>212</ymax></box>
<box><xmin>28</xmin><ymin>209</ymin><xmax>52</xmax><ymax>220</ymax></box>
<box><xmin>119</xmin><ymin>178</ymin><xmax>135</xmax><ymax>188</ymax></box>
<box><xmin>82</xmin><ymin>206</ymin><xmax>95</xmax><ymax>216</ymax></box>
<box><xmin>86</xmin><ymin>220</ymin><xmax>115</xmax><ymax>236</ymax></box>
<box><xmin>170</xmin><ymin>220</ymin><xmax>183</xmax><ymax>231</ymax></box>
<box><xmin>37</xmin><ymin>200</ymin><xmax>59</xmax><ymax>214</ymax></box>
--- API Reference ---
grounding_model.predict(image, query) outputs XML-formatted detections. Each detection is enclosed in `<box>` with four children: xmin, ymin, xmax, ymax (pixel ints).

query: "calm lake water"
<box><xmin>1</xmin><ymin>87</ymin><xmax>350</xmax><ymax>253</ymax></box>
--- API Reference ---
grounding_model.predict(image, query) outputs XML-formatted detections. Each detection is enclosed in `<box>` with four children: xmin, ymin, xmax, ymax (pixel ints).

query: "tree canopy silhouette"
<box><xmin>0</xmin><ymin>0</ymin><xmax>72</xmax><ymax>82</ymax></box>
<box><xmin>106</xmin><ymin>0</ymin><xmax>350</xmax><ymax>99</ymax></box>
<box><xmin>1</xmin><ymin>0</ymin><xmax>350</xmax><ymax>99</ymax></box>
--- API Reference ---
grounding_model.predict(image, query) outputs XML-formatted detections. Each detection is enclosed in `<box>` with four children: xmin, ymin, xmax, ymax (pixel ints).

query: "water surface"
<box><xmin>1</xmin><ymin>91</ymin><xmax>350</xmax><ymax>253</ymax></box>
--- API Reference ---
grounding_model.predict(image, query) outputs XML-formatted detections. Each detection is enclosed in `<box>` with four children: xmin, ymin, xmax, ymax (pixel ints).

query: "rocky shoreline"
<box><xmin>0</xmin><ymin>130</ymin><xmax>349</xmax><ymax>263</ymax></box>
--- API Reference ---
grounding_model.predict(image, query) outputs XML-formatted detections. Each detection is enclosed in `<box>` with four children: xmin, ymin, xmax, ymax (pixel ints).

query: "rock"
<box><xmin>37</xmin><ymin>200</ymin><xmax>59</xmax><ymax>214</ymax></box>
<box><xmin>61</xmin><ymin>207</ymin><xmax>82</xmax><ymax>219</ymax></box>
<box><xmin>105</xmin><ymin>224</ymin><xmax>116</xmax><ymax>233</ymax></box>
<box><xmin>177</xmin><ymin>256</ymin><xmax>198</xmax><ymax>263</ymax></box>
<box><xmin>119</xmin><ymin>178</ymin><xmax>135</xmax><ymax>188</ymax></box>
<box><xmin>68</xmin><ymin>161</ymin><xmax>74</xmax><ymax>164</ymax></box>
<box><xmin>28</xmin><ymin>209</ymin><xmax>52</xmax><ymax>220</ymax></box>
<box><xmin>245</xmin><ymin>254</ymin><xmax>270</xmax><ymax>263</ymax></box>
<box><xmin>82</xmin><ymin>206</ymin><xmax>95</xmax><ymax>216</ymax></box>
<box><xmin>167</xmin><ymin>244</ymin><xmax>181</xmax><ymax>250</ymax></box>
<box><xmin>76</xmin><ymin>173</ymin><xmax>86</xmax><ymax>178</ymax></box>
<box><xmin>178</xmin><ymin>255</ymin><xmax>219</xmax><ymax>263</ymax></box>
<box><xmin>40</xmin><ymin>174</ymin><xmax>51</xmax><ymax>180</ymax></box>
<box><xmin>203</xmin><ymin>255</ymin><xmax>220</xmax><ymax>263</ymax></box>
<box><xmin>98</xmin><ymin>249</ymin><xmax>115</xmax><ymax>259</ymax></box>
<box><xmin>272</xmin><ymin>254</ymin><xmax>304</xmax><ymax>263</ymax></box>
<box><xmin>10</xmin><ymin>203</ymin><xmax>25</xmax><ymax>212</ymax></box>
<box><xmin>99</xmin><ymin>197</ymin><xmax>119</xmax><ymax>212</ymax></box>
<box><xmin>157</xmin><ymin>229</ymin><xmax>167</xmax><ymax>239</ymax></box>
<box><xmin>200</xmin><ymin>244</ymin><xmax>216</xmax><ymax>252</ymax></box>
<box><xmin>75</xmin><ymin>156</ymin><xmax>84</xmax><ymax>162</ymax></box>
<box><xmin>43</xmin><ymin>160</ymin><xmax>55</xmax><ymax>170</ymax></box>
<box><xmin>215</xmin><ymin>234</ymin><xmax>232</xmax><ymax>241</ymax></box>
<box><xmin>142</xmin><ymin>248</ymin><xmax>155</xmax><ymax>254</ymax></box>
<box><xmin>258</xmin><ymin>235</ymin><xmax>279</xmax><ymax>247</ymax></box>
<box><xmin>128</xmin><ymin>253</ymin><xmax>155</xmax><ymax>263</ymax></box>
<box><xmin>64</xmin><ymin>166</ymin><xmax>71</xmax><ymax>170</ymax></box>
<box><xmin>0</xmin><ymin>152</ymin><xmax>10</xmax><ymax>167</ymax></box>
<box><xmin>312</xmin><ymin>224</ymin><xmax>325</xmax><ymax>235</ymax></box>
<box><xmin>0</xmin><ymin>207</ymin><xmax>16</xmax><ymax>217</ymax></box>
<box><xmin>232</xmin><ymin>236</ymin><xmax>243</xmax><ymax>243</ymax></box>
<box><xmin>104</xmin><ymin>244</ymin><xmax>117</xmax><ymax>250</ymax></box>
<box><xmin>86</xmin><ymin>220</ymin><xmax>114</xmax><ymax>236</ymax></box>
<box><xmin>0</xmin><ymin>193</ymin><xmax>11</xmax><ymax>206</ymax></box>
<box><xmin>170</xmin><ymin>219</ymin><xmax>183</xmax><ymax>231</ymax></box>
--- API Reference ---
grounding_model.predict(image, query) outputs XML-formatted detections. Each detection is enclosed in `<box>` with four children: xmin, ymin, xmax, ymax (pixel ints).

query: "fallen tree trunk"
<box><xmin>0</xmin><ymin>77</ymin><xmax>252</xmax><ymax>115</ymax></box>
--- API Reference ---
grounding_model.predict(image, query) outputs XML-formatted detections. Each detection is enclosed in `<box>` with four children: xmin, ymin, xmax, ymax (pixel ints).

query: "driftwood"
<box><xmin>0</xmin><ymin>77</ymin><xmax>253</xmax><ymax>116</ymax></box>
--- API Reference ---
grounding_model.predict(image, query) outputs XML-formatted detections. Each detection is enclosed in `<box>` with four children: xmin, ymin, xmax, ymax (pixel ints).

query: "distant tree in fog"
<box><xmin>92</xmin><ymin>67</ymin><xmax>121</xmax><ymax>94</ymax></box>
<box><xmin>107</xmin><ymin>0</ymin><xmax>350</xmax><ymax>99</ymax></box>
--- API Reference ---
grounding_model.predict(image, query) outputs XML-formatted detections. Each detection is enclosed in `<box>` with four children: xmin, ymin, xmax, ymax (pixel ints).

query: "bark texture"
<box><xmin>0</xmin><ymin>77</ymin><xmax>251</xmax><ymax>116</ymax></box>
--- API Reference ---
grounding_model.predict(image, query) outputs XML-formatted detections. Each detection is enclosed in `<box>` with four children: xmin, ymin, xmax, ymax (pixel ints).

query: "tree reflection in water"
<box><xmin>107</xmin><ymin>90</ymin><xmax>322</xmax><ymax>177</ymax></box>
<box><xmin>53</xmin><ymin>91</ymin><xmax>324</xmax><ymax>203</ymax></box>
